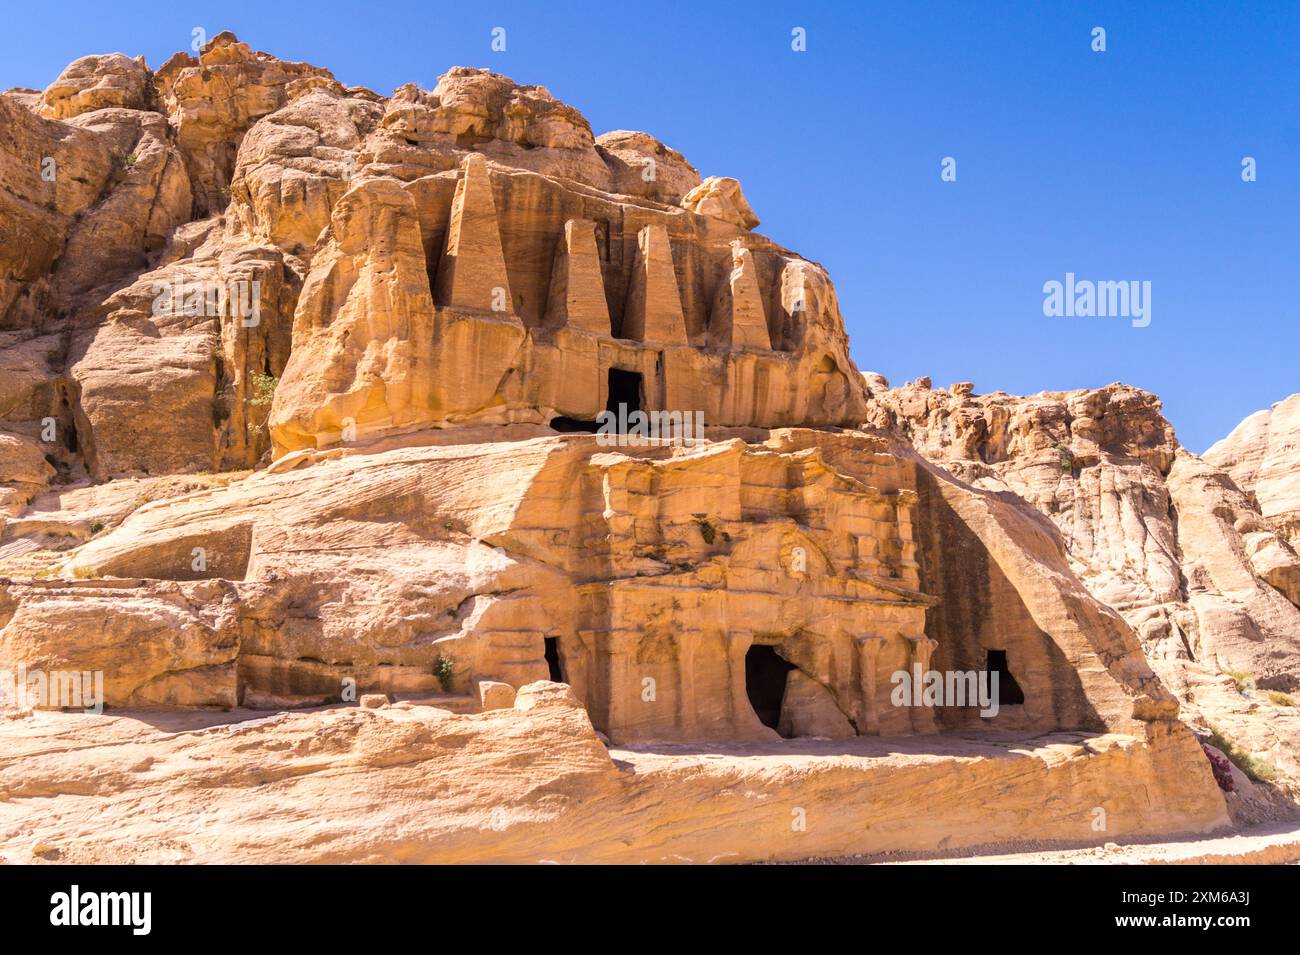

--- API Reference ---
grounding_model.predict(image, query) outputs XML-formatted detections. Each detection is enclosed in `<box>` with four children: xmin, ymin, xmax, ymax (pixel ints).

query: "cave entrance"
<box><xmin>605</xmin><ymin>369</ymin><xmax>643</xmax><ymax>427</ymax></box>
<box><xmin>544</xmin><ymin>636</ymin><xmax>564</xmax><ymax>683</ymax></box>
<box><xmin>549</xmin><ymin>416</ymin><xmax>599</xmax><ymax>433</ymax></box>
<box><xmin>548</xmin><ymin>368</ymin><xmax>645</xmax><ymax>434</ymax></box>
<box><xmin>985</xmin><ymin>649</ymin><xmax>1025</xmax><ymax>706</ymax></box>
<box><xmin>745</xmin><ymin>644</ymin><xmax>796</xmax><ymax>733</ymax></box>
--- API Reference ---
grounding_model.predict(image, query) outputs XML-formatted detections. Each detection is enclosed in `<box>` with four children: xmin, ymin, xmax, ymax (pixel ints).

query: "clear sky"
<box><xmin>3</xmin><ymin>0</ymin><xmax>1296</xmax><ymax>451</ymax></box>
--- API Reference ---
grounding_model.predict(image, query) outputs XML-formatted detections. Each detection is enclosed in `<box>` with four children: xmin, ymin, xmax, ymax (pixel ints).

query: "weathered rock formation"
<box><xmin>1</xmin><ymin>690</ymin><xmax>1225</xmax><ymax>865</ymax></box>
<box><xmin>6</xmin><ymin>32</ymin><xmax>1296</xmax><ymax>863</ymax></box>
<box><xmin>1206</xmin><ymin>393</ymin><xmax>1300</xmax><ymax>555</ymax></box>
<box><xmin>267</xmin><ymin>111</ymin><xmax>865</xmax><ymax>453</ymax></box>
<box><xmin>13</xmin><ymin>424</ymin><xmax>1174</xmax><ymax>751</ymax></box>
<box><xmin>866</xmin><ymin>377</ymin><xmax>1300</xmax><ymax>806</ymax></box>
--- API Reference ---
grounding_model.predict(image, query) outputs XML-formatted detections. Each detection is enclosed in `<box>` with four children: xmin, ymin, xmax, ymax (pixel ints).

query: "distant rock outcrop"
<box><xmin>1206</xmin><ymin>393</ymin><xmax>1300</xmax><ymax>555</ymax></box>
<box><xmin>868</xmin><ymin>377</ymin><xmax>1300</xmax><ymax>809</ymax></box>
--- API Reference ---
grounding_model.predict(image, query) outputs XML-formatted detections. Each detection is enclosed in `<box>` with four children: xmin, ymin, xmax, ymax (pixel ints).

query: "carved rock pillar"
<box><xmin>908</xmin><ymin>635</ymin><xmax>939</xmax><ymax>734</ymax></box>
<box><xmin>855</xmin><ymin>635</ymin><xmax>885</xmax><ymax>735</ymax></box>
<box><xmin>602</xmin><ymin>629</ymin><xmax>640</xmax><ymax>739</ymax></box>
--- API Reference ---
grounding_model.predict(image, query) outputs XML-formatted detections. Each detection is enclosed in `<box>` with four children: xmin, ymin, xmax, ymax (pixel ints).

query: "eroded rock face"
<box><xmin>0</xmin><ymin>33</ymin><xmax>1282</xmax><ymax>860</ymax></box>
<box><xmin>155</xmin><ymin>31</ymin><xmax>336</xmax><ymax>216</ymax></box>
<box><xmin>0</xmin><ymin>95</ymin><xmax>113</xmax><ymax>327</ymax></box>
<box><xmin>267</xmin><ymin>131</ymin><xmax>868</xmax><ymax>453</ymax></box>
<box><xmin>0</xmin><ymin>431</ymin><xmax>54</xmax><ymax>517</ymax></box>
<box><xmin>387</xmin><ymin>68</ymin><xmax>595</xmax><ymax>152</ymax></box>
<box><xmin>3</xmin><ymin>421</ymin><xmax>1174</xmax><ymax>743</ymax></box>
<box><xmin>226</xmin><ymin>87</ymin><xmax>384</xmax><ymax>256</ymax></box>
<box><xmin>38</xmin><ymin>54</ymin><xmax>152</xmax><ymax>119</ymax></box>
<box><xmin>1206</xmin><ymin>393</ymin><xmax>1300</xmax><ymax>552</ymax></box>
<box><xmin>595</xmin><ymin>129</ymin><xmax>700</xmax><ymax>205</ymax></box>
<box><xmin>867</xmin><ymin>382</ymin><xmax>1181</xmax><ymax>607</ymax></box>
<box><xmin>52</xmin><ymin>107</ymin><xmax>193</xmax><ymax>300</ymax></box>
<box><xmin>683</xmin><ymin>176</ymin><xmax>760</xmax><ymax>230</ymax></box>
<box><xmin>868</xmin><ymin>380</ymin><xmax>1300</xmax><ymax>683</ymax></box>
<box><xmin>869</xmin><ymin>378</ymin><xmax>1300</xmax><ymax>803</ymax></box>
<box><xmin>0</xmin><ymin>692</ymin><xmax>1228</xmax><ymax>864</ymax></box>
<box><xmin>4</xmin><ymin>32</ymin><xmax>869</xmax><ymax>481</ymax></box>
<box><xmin>0</xmin><ymin>579</ymin><xmax>239</xmax><ymax>706</ymax></box>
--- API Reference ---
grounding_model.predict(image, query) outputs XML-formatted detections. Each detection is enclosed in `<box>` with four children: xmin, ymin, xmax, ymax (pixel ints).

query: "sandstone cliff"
<box><xmin>866</xmin><ymin>377</ymin><xmax>1300</xmax><ymax>811</ymax></box>
<box><xmin>1206</xmin><ymin>393</ymin><xmax>1300</xmax><ymax>557</ymax></box>
<box><xmin>2</xmin><ymin>32</ymin><xmax>868</xmax><ymax>495</ymax></box>
<box><xmin>3</xmin><ymin>33</ymin><xmax>1293</xmax><ymax>863</ymax></box>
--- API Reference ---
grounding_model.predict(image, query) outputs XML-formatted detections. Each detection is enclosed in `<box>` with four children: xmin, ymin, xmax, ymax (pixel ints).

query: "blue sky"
<box><xmin>3</xmin><ymin>0</ymin><xmax>1296</xmax><ymax>451</ymax></box>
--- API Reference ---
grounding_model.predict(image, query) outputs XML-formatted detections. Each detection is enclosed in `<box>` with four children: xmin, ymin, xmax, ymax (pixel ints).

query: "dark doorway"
<box><xmin>745</xmin><ymin>644</ymin><xmax>796</xmax><ymax>732</ymax></box>
<box><xmin>544</xmin><ymin>636</ymin><xmax>564</xmax><ymax>683</ymax></box>
<box><xmin>605</xmin><ymin>369</ymin><xmax>643</xmax><ymax>426</ymax></box>
<box><xmin>985</xmin><ymin>649</ymin><xmax>1025</xmax><ymax>706</ymax></box>
<box><xmin>549</xmin><ymin>416</ymin><xmax>599</xmax><ymax>433</ymax></box>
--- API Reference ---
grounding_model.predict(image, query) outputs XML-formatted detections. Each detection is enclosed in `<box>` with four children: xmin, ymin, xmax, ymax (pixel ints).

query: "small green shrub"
<box><xmin>434</xmin><ymin>655</ymin><xmax>455</xmax><ymax>693</ymax></box>
<box><xmin>1053</xmin><ymin>442</ymin><xmax>1074</xmax><ymax>473</ymax></box>
<box><xmin>692</xmin><ymin>513</ymin><xmax>716</xmax><ymax>545</ymax></box>
<box><xmin>244</xmin><ymin>373</ymin><xmax>278</xmax><ymax>435</ymax></box>
<box><xmin>246</xmin><ymin>372</ymin><xmax>278</xmax><ymax>407</ymax></box>
<box><xmin>1224</xmin><ymin>669</ymin><xmax>1254</xmax><ymax>692</ymax></box>
<box><xmin>1206</xmin><ymin>724</ymin><xmax>1277</xmax><ymax>783</ymax></box>
<box><xmin>89</xmin><ymin>521</ymin><xmax>104</xmax><ymax>535</ymax></box>
<box><xmin>1266</xmin><ymin>690</ymin><xmax>1295</xmax><ymax>707</ymax></box>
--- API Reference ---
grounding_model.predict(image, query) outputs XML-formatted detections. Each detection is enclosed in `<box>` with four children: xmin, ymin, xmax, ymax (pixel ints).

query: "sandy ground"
<box><xmin>791</xmin><ymin>820</ymin><xmax>1300</xmax><ymax>864</ymax></box>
